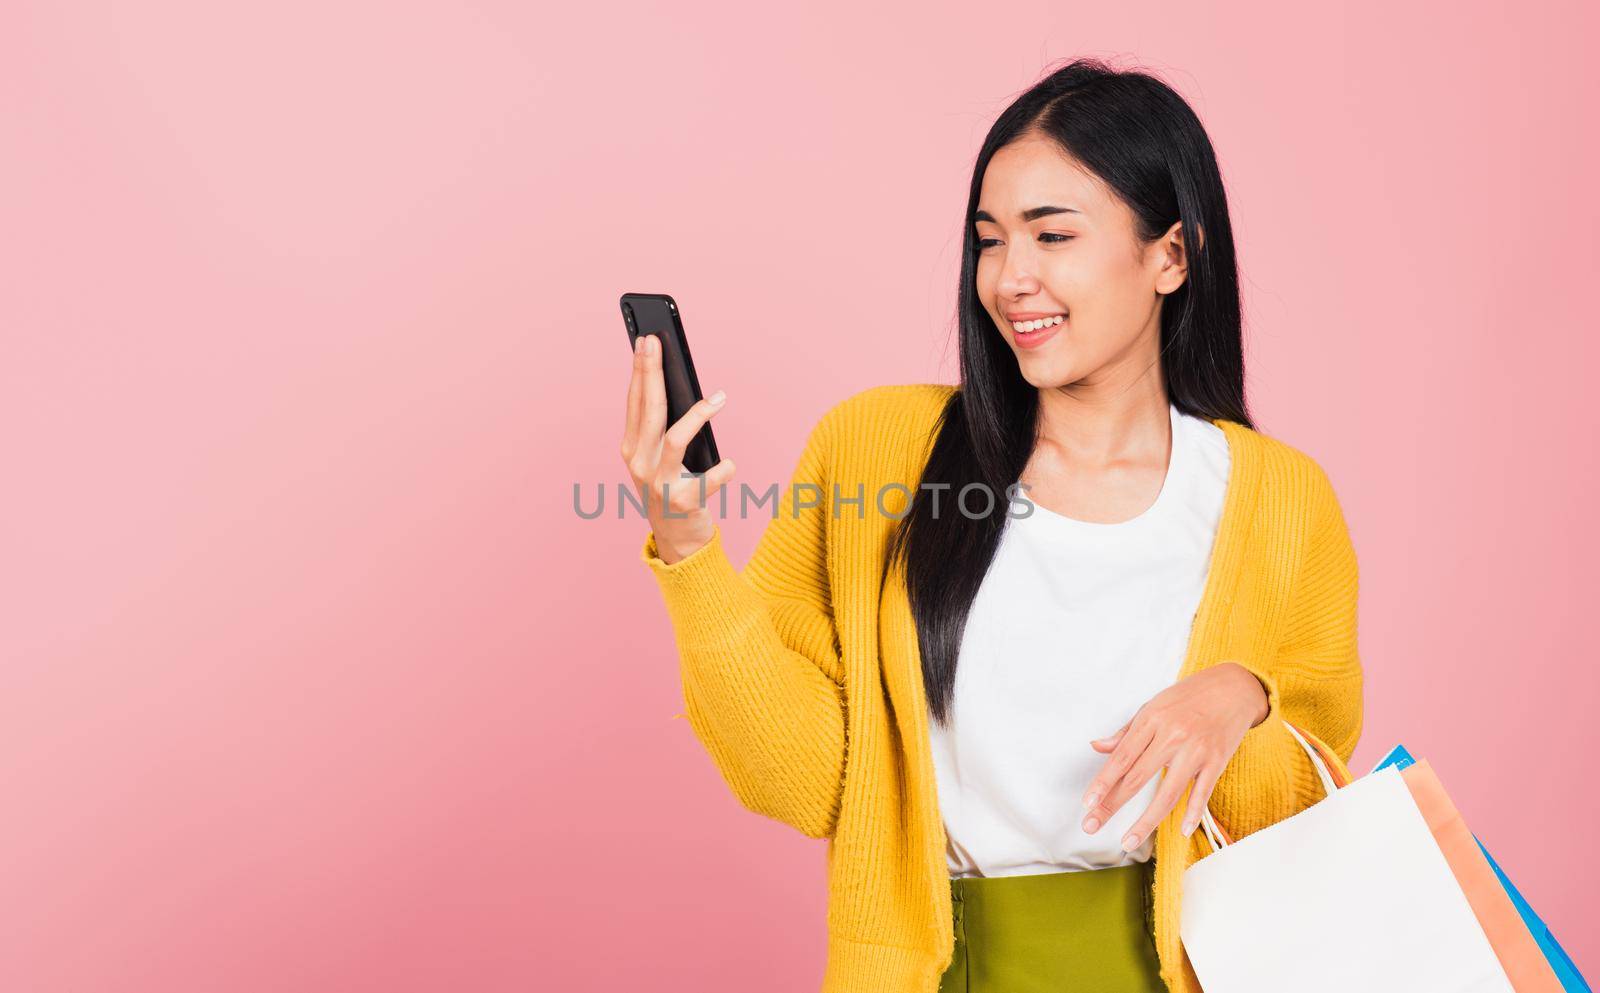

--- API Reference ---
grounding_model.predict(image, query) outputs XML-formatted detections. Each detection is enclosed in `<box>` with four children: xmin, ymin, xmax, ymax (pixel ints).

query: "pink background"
<box><xmin>4</xmin><ymin>1</ymin><xmax>1596</xmax><ymax>990</ymax></box>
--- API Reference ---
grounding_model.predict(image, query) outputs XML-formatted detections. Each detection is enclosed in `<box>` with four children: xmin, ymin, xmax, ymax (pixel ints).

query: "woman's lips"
<box><xmin>1014</xmin><ymin>320</ymin><xmax>1061</xmax><ymax>350</ymax></box>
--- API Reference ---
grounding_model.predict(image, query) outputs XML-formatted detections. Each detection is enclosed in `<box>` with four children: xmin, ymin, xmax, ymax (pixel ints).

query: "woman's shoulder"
<box><xmin>826</xmin><ymin>382</ymin><xmax>957</xmax><ymax>420</ymax></box>
<box><xmin>814</xmin><ymin>383</ymin><xmax>957</xmax><ymax>441</ymax></box>
<box><xmin>803</xmin><ymin>383</ymin><xmax>957</xmax><ymax>475</ymax></box>
<box><xmin>1218</xmin><ymin>418</ymin><xmax>1348</xmax><ymax>524</ymax></box>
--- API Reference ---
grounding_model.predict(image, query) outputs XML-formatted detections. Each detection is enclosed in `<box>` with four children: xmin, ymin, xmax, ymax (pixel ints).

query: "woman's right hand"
<box><xmin>621</xmin><ymin>333</ymin><xmax>737</xmax><ymax>565</ymax></box>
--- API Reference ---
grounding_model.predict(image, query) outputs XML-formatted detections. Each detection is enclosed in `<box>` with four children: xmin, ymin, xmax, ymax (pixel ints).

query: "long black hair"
<box><xmin>888</xmin><ymin>58</ymin><xmax>1257</xmax><ymax>728</ymax></box>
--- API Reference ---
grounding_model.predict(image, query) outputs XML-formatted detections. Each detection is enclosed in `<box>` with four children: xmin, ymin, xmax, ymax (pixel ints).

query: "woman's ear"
<box><xmin>1155</xmin><ymin>220</ymin><xmax>1202</xmax><ymax>295</ymax></box>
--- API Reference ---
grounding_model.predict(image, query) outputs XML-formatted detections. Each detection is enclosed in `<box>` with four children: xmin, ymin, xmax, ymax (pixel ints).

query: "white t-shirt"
<box><xmin>928</xmin><ymin>402</ymin><xmax>1231</xmax><ymax>878</ymax></box>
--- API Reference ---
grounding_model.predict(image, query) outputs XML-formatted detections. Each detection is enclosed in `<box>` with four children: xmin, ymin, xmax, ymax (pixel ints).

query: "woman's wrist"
<box><xmin>1218</xmin><ymin>661</ymin><xmax>1270</xmax><ymax>727</ymax></box>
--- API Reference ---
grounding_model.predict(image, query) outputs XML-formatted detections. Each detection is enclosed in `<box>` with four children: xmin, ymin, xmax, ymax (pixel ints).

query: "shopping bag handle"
<box><xmin>1197</xmin><ymin>720</ymin><xmax>1353</xmax><ymax>853</ymax></box>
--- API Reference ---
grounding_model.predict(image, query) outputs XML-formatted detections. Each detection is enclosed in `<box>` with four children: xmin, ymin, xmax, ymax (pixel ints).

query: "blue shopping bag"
<box><xmin>1372</xmin><ymin>745</ymin><xmax>1591</xmax><ymax>993</ymax></box>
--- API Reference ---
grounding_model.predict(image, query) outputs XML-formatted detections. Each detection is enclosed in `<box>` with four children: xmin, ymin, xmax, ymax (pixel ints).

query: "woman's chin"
<box><xmin>1016</xmin><ymin>358</ymin><xmax>1075</xmax><ymax>388</ymax></box>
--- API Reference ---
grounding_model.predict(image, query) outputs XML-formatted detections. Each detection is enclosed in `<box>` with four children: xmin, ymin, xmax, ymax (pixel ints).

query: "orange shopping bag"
<box><xmin>1400</xmin><ymin>760</ymin><xmax>1564</xmax><ymax>993</ymax></box>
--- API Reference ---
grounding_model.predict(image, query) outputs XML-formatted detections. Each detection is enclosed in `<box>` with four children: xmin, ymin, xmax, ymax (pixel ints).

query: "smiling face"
<box><xmin>974</xmin><ymin>132</ymin><xmax>1188</xmax><ymax>389</ymax></box>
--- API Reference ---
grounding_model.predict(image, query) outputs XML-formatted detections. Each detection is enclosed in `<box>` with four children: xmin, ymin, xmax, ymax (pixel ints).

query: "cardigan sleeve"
<box><xmin>1206</xmin><ymin>463</ymin><xmax>1363</xmax><ymax>837</ymax></box>
<box><xmin>639</xmin><ymin>406</ymin><xmax>848</xmax><ymax>840</ymax></box>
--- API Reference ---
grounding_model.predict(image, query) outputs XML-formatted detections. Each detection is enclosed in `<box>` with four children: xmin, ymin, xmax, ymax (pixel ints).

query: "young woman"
<box><xmin>621</xmin><ymin>58</ymin><xmax>1362</xmax><ymax>993</ymax></box>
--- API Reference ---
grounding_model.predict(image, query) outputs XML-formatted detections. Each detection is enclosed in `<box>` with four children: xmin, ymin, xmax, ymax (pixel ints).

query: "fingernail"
<box><xmin>1121</xmin><ymin>833</ymin><xmax>1139</xmax><ymax>851</ymax></box>
<box><xmin>707</xmin><ymin>390</ymin><xmax>725</xmax><ymax>405</ymax></box>
<box><xmin>634</xmin><ymin>336</ymin><xmax>642</xmax><ymax>353</ymax></box>
<box><xmin>1182</xmin><ymin>819</ymin><xmax>1196</xmax><ymax>837</ymax></box>
<box><xmin>1082</xmin><ymin>792</ymin><xmax>1100</xmax><ymax>809</ymax></box>
<box><xmin>1082</xmin><ymin>816</ymin><xmax>1100</xmax><ymax>833</ymax></box>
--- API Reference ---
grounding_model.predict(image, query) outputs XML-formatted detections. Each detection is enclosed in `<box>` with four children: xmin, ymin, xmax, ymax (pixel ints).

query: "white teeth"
<box><xmin>1012</xmin><ymin>314</ymin><xmax>1064</xmax><ymax>333</ymax></box>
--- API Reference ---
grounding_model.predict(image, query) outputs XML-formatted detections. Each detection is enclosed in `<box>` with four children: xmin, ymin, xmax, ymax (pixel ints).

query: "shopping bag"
<box><xmin>1475</xmin><ymin>839</ymin><xmax>1594</xmax><ymax>993</ymax></box>
<box><xmin>1375</xmin><ymin>745</ymin><xmax>1593</xmax><ymax>993</ymax></box>
<box><xmin>1179</xmin><ymin>722</ymin><xmax>1515</xmax><ymax>992</ymax></box>
<box><xmin>1399</xmin><ymin>759</ymin><xmax>1563</xmax><ymax>992</ymax></box>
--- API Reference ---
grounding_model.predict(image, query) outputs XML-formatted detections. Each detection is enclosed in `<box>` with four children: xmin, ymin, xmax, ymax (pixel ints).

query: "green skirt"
<box><xmin>937</xmin><ymin>859</ymin><xmax>1165</xmax><ymax>993</ymax></box>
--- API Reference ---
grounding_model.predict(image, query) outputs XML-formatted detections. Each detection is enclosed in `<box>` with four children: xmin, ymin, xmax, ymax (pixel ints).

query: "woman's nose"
<box><xmin>999</xmin><ymin>268</ymin><xmax>1037</xmax><ymax>295</ymax></box>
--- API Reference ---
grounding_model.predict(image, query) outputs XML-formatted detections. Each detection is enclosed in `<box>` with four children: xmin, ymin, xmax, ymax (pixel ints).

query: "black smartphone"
<box><xmin>620</xmin><ymin>292</ymin><xmax>720</xmax><ymax>475</ymax></box>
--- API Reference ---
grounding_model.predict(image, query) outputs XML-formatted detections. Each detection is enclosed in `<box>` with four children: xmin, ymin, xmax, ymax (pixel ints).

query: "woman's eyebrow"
<box><xmin>974</xmin><ymin>205</ymin><xmax>1082</xmax><ymax>223</ymax></box>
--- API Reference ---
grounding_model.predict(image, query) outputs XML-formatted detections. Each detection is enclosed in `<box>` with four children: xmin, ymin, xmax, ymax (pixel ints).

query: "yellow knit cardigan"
<box><xmin>640</xmin><ymin>383</ymin><xmax>1362</xmax><ymax>993</ymax></box>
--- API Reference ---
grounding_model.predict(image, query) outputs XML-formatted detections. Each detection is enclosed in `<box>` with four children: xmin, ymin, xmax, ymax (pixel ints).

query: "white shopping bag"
<box><xmin>1180</xmin><ymin>722</ymin><xmax>1513</xmax><ymax>993</ymax></box>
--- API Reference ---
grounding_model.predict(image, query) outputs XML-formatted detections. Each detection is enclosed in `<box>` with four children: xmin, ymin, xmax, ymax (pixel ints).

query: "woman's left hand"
<box><xmin>1079</xmin><ymin>661</ymin><xmax>1269</xmax><ymax>852</ymax></box>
